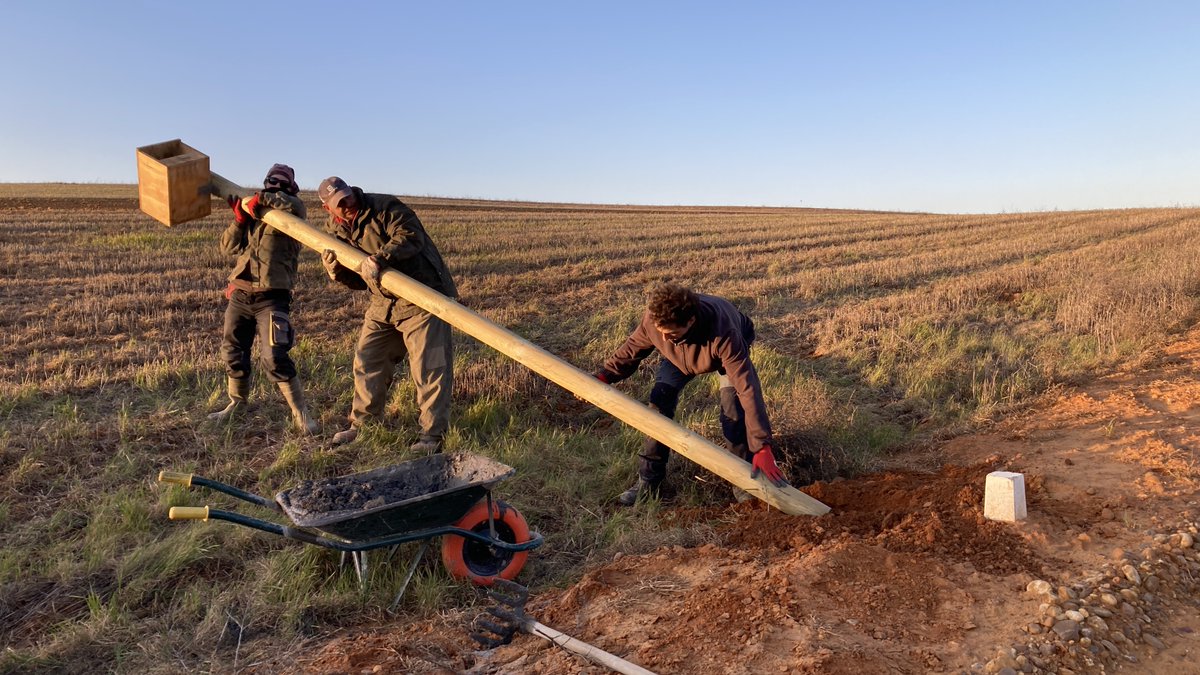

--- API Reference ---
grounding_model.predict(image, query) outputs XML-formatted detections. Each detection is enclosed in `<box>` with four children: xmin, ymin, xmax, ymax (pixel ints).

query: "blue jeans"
<box><xmin>637</xmin><ymin>360</ymin><xmax>750</xmax><ymax>485</ymax></box>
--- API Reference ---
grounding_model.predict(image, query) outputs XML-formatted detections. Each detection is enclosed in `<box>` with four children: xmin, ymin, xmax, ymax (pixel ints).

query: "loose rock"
<box><xmin>1026</xmin><ymin>580</ymin><xmax>1052</xmax><ymax>597</ymax></box>
<box><xmin>1122</xmin><ymin>565</ymin><xmax>1142</xmax><ymax>585</ymax></box>
<box><xmin>1052</xmin><ymin>620</ymin><xmax>1081</xmax><ymax>641</ymax></box>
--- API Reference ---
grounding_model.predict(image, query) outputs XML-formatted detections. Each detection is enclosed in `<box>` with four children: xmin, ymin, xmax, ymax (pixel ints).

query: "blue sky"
<box><xmin>1</xmin><ymin>1</ymin><xmax>1198</xmax><ymax>213</ymax></box>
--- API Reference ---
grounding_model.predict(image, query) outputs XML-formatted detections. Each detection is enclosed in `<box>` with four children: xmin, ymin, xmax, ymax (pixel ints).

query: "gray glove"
<box><xmin>321</xmin><ymin>249</ymin><xmax>342</xmax><ymax>281</ymax></box>
<box><xmin>359</xmin><ymin>254</ymin><xmax>386</xmax><ymax>295</ymax></box>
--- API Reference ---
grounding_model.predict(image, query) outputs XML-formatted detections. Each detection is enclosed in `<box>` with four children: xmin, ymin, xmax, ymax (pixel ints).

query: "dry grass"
<box><xmin>1</xmin><ymin>184</ymin><xmax>1198</xmax><ymax>671</ymax></box>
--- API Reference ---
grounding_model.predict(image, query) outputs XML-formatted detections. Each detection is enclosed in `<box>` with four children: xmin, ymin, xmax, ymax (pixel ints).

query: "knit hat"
<box><xmin>263</xmin><ymin>164</ymin><xmax>298</xmax><ymax>194</ymax></box>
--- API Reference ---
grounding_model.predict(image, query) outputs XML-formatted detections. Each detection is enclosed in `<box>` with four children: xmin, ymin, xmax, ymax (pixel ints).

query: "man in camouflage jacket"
<box><xmin>317</xmin><ymin>176</ymin><xmax>456</xmax><ymax>452</ymax></box>
<box><xmin>209</xmin><ymin>163</ymin><xmax>317</xmax><ymax>434</ymax></box>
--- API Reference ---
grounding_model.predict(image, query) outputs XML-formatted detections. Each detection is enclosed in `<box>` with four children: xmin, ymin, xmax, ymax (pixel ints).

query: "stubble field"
<box><xmin>1</xmin><ymin>184</ymin><xmax>1199</xmax><ymax>673</ymax></box>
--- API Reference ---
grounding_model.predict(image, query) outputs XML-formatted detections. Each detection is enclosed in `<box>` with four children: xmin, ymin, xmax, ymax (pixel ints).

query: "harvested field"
<box><xmin>2</xmin><ymin>184</ymin><xmax>1199</xmax><ymax>673</ymax></box>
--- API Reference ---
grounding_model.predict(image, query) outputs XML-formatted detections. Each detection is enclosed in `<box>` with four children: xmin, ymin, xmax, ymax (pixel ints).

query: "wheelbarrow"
<box><xmin>158</xmin><ymin>452</ymin><xmax>543</xmax><ymax>607</ymax></box>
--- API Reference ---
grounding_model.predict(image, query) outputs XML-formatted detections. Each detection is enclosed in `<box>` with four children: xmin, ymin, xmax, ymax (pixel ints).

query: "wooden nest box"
<box><xmin>136</xmin><ymin>139</ymin><xmax>211</xmax><ymax>226</ymax></box>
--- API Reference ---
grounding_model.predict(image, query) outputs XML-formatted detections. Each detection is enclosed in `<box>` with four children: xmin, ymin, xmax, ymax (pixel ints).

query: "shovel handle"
<box><xmin>525</xmin><ymin>619</ymin><xmax>656</xmax><ymax>675</ymax></box>
<box><xmin>169</xmin><ymin>506</ymin><xmax>210</xmax><ymax>521</ymax></box>
<box><xmin>158</xmin><ymin>470</ymin><xmax>193</xmax><ymax>487</ymax></box>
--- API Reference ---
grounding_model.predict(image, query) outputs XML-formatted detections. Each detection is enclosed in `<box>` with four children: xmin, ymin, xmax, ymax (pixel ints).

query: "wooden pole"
<box><xmin>209</xmin><ymin>174</ymin><xmax>830</xmax><ymax>516</ymax></box>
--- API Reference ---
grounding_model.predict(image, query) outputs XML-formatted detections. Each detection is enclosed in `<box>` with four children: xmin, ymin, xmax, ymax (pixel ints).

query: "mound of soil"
<box><xmin>267</xmin><ymin>329</ymin><xmax>1200</xmax><ymax>674</ymax></box>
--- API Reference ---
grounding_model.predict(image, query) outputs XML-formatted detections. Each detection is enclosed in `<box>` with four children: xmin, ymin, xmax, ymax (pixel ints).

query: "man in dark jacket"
<box><xmin>594</xmin><ymin>282</ymin><xmax>788</xmax><ymax>505</ymax></box>
<box><xmin>209</xmin><ymin>164</ymin><xmax>317</xmax><ymax>434</ymax></box>
<box><xmin>317</xmin><ymin>176</ymin><xmax>456</xmax><ymax>452</ymax></box>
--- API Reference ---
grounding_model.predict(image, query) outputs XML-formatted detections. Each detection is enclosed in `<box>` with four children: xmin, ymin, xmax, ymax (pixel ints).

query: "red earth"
<box><xmin>259</xmin><ymin>328</ymin><xmax>1200</xmax><ymax>674</ymax></box>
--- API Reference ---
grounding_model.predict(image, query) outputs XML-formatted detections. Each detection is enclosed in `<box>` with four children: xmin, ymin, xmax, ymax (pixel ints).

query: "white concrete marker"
<box><xmin>984</xmin><ymin>471</ymin><xmax>1027</xmax><ymax>522</ymax></box>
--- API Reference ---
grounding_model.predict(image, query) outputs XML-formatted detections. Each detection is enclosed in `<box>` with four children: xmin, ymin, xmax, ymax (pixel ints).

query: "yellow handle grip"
<box><xmin>158</xmin><ymin>471</ymin><xmax>193</xmax><ymax>487</ymax></box>
<box><xmin>169</xmin><ymin>506</ymin><xmax>210</xmax><ymax>521</ymax></box>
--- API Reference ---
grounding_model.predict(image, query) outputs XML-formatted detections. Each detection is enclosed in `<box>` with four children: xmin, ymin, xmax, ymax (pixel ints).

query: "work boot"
<box><xmin>208</xmin><ymin>376</ymin><xmax>249</xmax><ymax>421</ymax></box>
<box><xmin>409</xmin><ymin>436</ymin><xmax>442</xmax><ymax>454</ymax></box>
<box><xmin>278</xmin><ymin>378</ymin><xmax>318</xmax><ymax>435</ymax></box>
<box><xmin>331</xmin><ymin>426</ymin><xmax>359</xmax><ymax>445</ymax></box>
<box><xmin>616</xmin><ymin>478</ymin><xmax>660</xmax><ymax>507</ymax></box>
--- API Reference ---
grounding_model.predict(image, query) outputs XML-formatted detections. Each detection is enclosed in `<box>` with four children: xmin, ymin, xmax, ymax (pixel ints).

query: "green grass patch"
<box><xmin>90</xmin><ymin>229</ymin><xmax>210</xmax><ymax>252</ymax></box>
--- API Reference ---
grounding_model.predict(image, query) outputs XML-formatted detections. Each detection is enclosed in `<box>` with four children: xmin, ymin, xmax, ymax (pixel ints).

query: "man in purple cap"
<box><xmin>317</xmin><ymin>176</ymin><xmax>456</xmax><ymax>451</ymax></box>
<box><xmin>208</xmin><ymin>164</ymin><xmax>317</xmax><ymax>434</ymax></box>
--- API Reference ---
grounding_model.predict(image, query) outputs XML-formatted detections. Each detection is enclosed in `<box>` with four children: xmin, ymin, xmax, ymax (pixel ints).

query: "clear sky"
<box><xmin>1</xmin><ymin>1</ymin><xmax>1198</xmax><ymax>213</ymax></box>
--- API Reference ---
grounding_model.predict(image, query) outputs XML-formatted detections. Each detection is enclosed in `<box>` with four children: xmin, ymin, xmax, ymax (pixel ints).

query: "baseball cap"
<box><xmin>318</xmin><ymin>176</ymin><xmax>353</xmax><ymax>207</ymax></box>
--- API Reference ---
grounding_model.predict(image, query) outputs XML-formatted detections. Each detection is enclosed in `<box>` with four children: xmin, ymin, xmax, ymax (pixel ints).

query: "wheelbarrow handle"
<box><xmin>156</xmin><ymin>470</ymin><xmax>280</xmax><ymax>511</ymax></box>
<box><xmin>169</xmin><ymin>506</ymin><xmax>210</xmax><ymax>520</ymax></box>
<box><xmin>158</xmin><ymin>470</ymin><xmax>193</xmax><ymax>487</ymax></box>
<box><xmin>169</xmin><ymin>506</ymin><xmax>546</xmax><ymax>555</ymax></box>
<box><xmin>178</xmin><ymin>507</ymin><xmax>365</xmax><ymax>551</ymax></box>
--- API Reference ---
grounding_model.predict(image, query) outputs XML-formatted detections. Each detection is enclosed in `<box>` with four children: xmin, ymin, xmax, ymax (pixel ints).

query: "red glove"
<box><xmin>241</xmin><ymin>193</ymin><xmax>261</xmax><ymax>217</ymax></box>
<box><xmin>750</xmin><ymin>445</ymin><xmax>788</xmax><ymax>487</ymax></box>
<box><xmin>227</xmin><ymin>195</ymin><xmax>249</xmax><ymax>225</ymax></box>
<box><xmin>223</xmin><ymin>283</ymin><xmax>236</xmax><ymax>300</ymax></box>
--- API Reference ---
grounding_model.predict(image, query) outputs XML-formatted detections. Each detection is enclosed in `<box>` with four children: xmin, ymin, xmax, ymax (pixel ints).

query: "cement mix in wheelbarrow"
<box><xmin>278</xmin><ymin>453</ymin><xmax>513</xmax><ymax>523</ymax></box>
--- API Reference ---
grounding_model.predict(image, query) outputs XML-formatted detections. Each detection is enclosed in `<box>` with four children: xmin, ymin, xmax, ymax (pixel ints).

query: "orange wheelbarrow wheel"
<box><xmin>441</xmin><ymin>499</ymin><xmax>530</xmax><ymax>586</ymax></box>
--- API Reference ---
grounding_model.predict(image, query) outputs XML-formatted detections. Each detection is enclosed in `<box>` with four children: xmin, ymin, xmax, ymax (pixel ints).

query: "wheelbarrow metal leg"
<box><xmin>389</xmin><ymin>540</ymin><xmax>429</xmax><ymax>612</ymax></box>
<box><xmin>485</xmin><ymin>492</ymin><xmax>497</xmax><ymax>543</ymax></box>
<box><xmin>352</xmin><ymin>551</ymin><xmax>369</xmax><ymax>591</ymax></box>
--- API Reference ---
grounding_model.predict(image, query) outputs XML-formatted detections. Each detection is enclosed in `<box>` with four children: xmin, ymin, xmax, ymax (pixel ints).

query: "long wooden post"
<box><xmin>210</xmin><ymin>175</ymin><xmax>829</xmax><ymax>516</ymax></box>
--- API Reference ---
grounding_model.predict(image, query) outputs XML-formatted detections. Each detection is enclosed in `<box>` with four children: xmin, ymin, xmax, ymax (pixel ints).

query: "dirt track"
<box><xmin>269</xmin><ymin>329</ymin><xmax>1200</xmax><ymax>674</ymax></box>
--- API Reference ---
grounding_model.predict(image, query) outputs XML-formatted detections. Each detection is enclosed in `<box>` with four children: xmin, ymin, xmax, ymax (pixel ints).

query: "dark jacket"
<box><xmin>325</xmin><ymin>188</ymin><xmax>457</xmax><ymax>323</ymax></box>
<box><xmin>220</xmin><ymin>190</ymin><xmax>306</xmax><ymax>291</ymax></box>
<box><xmin>601</xmin><ymin>294</ymin><xmax>773</xmax><ymax>452</ymax></box>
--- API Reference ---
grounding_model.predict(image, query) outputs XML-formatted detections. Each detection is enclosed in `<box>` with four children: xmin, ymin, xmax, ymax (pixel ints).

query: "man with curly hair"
<box><xmin>593</xmin><ymin>282</ymin><xmax>788</xmax><ymax>505</ymax></box>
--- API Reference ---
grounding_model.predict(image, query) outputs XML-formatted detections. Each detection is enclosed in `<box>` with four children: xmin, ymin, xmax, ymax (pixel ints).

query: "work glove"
<box><xmin>227</xmin><ymin>195</ymin><xmax>250</xmax><ymax>225</ymax></box>
<box><xmin>257</xmin><ymin>190</ymin><xmax>292</xmax><ymax>212</ymax></box>
<box><xmin>571</xmin><ymin>370</ymin><xmax>612</xmax><ymax>403</ymax></box>
<box><xmin>321</xmin><ymin>249</ymin><xmax>342</xmax><ymax>281</ymax></box>
<box><xmin>750</xmin><ymin>444</ymin><xmax>789</xmax><ymax>487</ymax></box>
<box><xmin>359</xmin><ymin>254</ymin><xmax>386</xmax><ymax>295</ymax></box>
<box><xmin>240</xmin><ymin>193</ymin><xmax>261</xmax><ymax>218</ymax></box>
<box><xmin>223</xmin><ymin>283</ymin><xmax>236</xmax><ymax>300</ymax></box>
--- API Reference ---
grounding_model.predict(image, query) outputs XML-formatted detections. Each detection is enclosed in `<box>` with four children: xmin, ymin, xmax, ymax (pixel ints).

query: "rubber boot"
<box><xmin>409</xmin><ymin>435</ymin><xmax>442</xmax><ymax>454</ymax></box>
<box><xmin>208</xmin><ymin>377</ymin><xmax>249</xmax><ymax>421</ymax></box>
<box><xmin>278</xmin><ymin>377</ymin><xmax>318</xmax><ymax>435</ymax></box>
<box><xmin>616</xmin><ymin>478</ymin><xmax>661</xmax><ymax>507</ymax></box>
<box><xmin>332</xmin><ymin>426</ymin><xmax>359</xmax><ymax>445</ymax></box>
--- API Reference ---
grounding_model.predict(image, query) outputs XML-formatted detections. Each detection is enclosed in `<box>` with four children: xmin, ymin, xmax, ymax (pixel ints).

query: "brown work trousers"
<box><xmin>349</xmin><ymin>312</ymin><xmax>453</xmax><ymax>441</ymax></box>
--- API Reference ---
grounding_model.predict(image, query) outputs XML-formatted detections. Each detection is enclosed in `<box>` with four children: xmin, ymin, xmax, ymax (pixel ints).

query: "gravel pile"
<box><xmin>976</xmin><ymin>523</ymin><xmax>1199</xmax><ymax>674</ymax></box>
